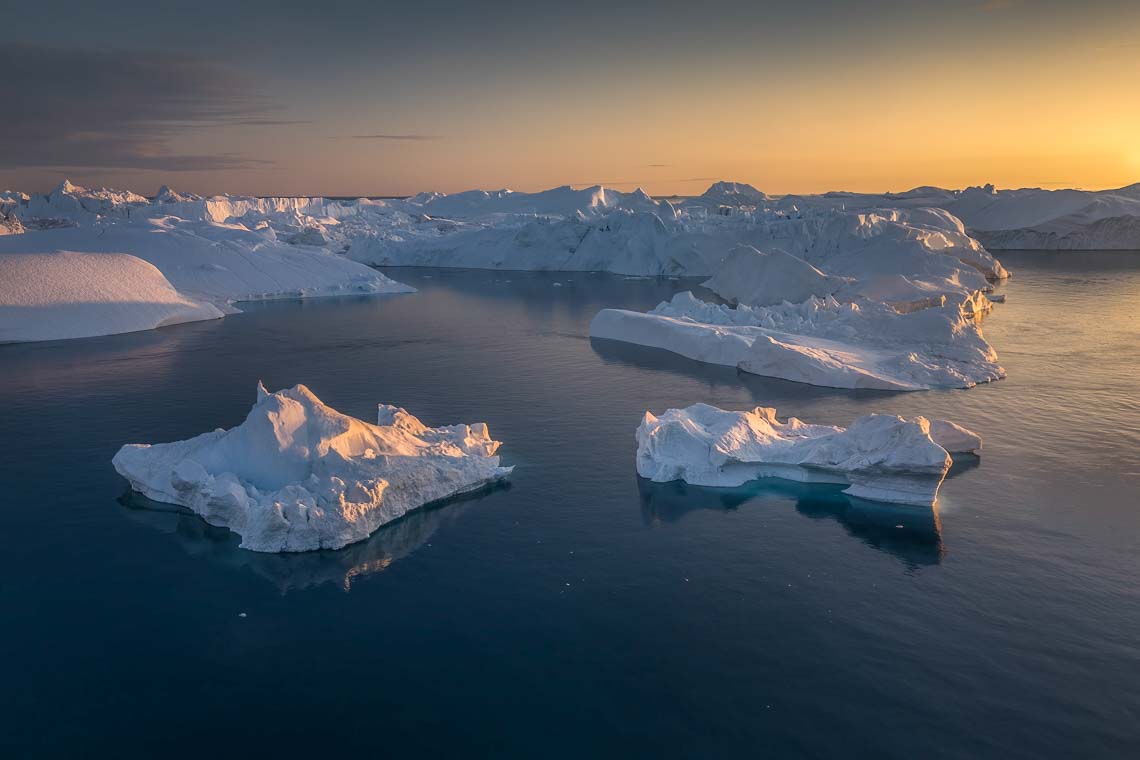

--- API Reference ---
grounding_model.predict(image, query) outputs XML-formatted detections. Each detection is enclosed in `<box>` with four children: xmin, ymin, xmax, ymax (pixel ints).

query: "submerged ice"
<box><xmin>112</xmin><ymin>383</ymin><xmax>512</xmax><ymax>553</ymax></box>
<box><xmin>636</xmin><ymin>403</ymin><xmax>982</xmax><ymax>506</ymax></box>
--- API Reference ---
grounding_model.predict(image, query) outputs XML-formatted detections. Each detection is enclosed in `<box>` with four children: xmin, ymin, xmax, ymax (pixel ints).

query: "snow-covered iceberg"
<box><xmin>346</xmin><ymin>209</ymin><xmax>706</xmax><ymax>276</ymax></box>
<box><xmin>0</xmin><ymin>252</ymin><xmax>225</xmax><ymax>342</ymax></box>
<box><xmin>591</xmin><ymin>291</ymin><xmax>1003</xmax><ymax>391</ymax></box>
<box><xmin>112</xmin><ymin>383</ymin><xmax>512</xmax><ymax>552</ymax></box>
<box><xmin>767</xmin><ymin>182</ymin><xmax>1140</xmax><ymax>251</ymax></box>
<box><xmin>0</xmin><ymin>181</ymin><xmax>414</xmax><ymax>342</ymax></box>
<box><xmin>1</xmin><ymin>177</ymin><xmax>1023</xmax><ymax>347</ymax></box>
<box><xmin>636</xmin><ymin>403</ymin><xmax>981</xmax><ymax>506</ymax></box>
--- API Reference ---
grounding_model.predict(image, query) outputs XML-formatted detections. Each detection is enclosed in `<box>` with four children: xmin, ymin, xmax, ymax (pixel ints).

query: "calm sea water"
<box><xmin>1</xmin><ymin>252</ymin><xmax>1138</xmax><ymax>758</ymax></box>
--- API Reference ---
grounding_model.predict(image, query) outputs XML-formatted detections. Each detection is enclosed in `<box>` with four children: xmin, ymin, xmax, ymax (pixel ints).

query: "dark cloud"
<box><xmin>0</xmin><ymin>43</ymin><xmax>281</xmax><ymax>171</ymax></box>
<box><xmin>647</xmin><ymin>163</ymin><xmax>672</xmax><ymax>168</ymax></box>
<box><xmin>341</xmin><ymin>134</ymin><xmax>444</xmax><ymax>141</ymax></box>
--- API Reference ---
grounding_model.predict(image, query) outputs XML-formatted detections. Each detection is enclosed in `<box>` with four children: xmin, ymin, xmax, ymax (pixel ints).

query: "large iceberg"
<box><xmin>1</xmin><ymin>177</ymin><xmax>1024</xmax><ymax>348</ymax></box>
<box><xmin>591</xmin><ymin>290</ymin><xmax>1003</xmax><ymax>391</ymax></box>
<box><xmin>768</xmin><ymin>182</ymin><xmax>1140</xmax><ymax>251</ymax></box>
<box><xmin>0</xmin><ymin>252</ymin><xmax>224</xmax><ymax>342</ymax></box>
<box><xmin>0</xmin><ymin>181</ymin><xmax>414</xmax><ymax>342</ymax></box>
<box><xmin>112</xmin><ymin>383</ymin><xmax>512</xmax><ymax>552</ymax></box>
<box><xmin>636</xmin><ymin>403</ymin><xmax>981</xmax><ymax>506</ymax></box>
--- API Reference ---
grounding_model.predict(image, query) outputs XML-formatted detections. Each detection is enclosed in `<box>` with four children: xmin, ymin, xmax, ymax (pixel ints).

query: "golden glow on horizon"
<box><xmin>186</xmin><ymin>34</ymin><xmax>1140</xmax><ymax>198</ymax></box>
<box><xmin>8</xmin><ymin>4</ymin><xmax>1139</xmax><ymax>198</ymax></box>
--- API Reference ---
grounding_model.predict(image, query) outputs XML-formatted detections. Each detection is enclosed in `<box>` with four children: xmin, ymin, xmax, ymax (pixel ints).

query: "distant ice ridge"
<box><xmin>591</xmin><ymin>290</ymin><xmax>1004</xmax><ymax>390</ymax></box>
<box><xmin>0</xmin><ymin>180</ymin><xmax>414</xmax><ymax>342</ymax></box>
<box><xmin>0</xmin><ymin>177</ymin><xmax>1016</xmax><ymax>348</ymax></box>
<box><xmin>343</xmin><ymin>184</ymin><xmax>1008</xmax><ymax>290</ymax></box>
<box><xmin>773</xmin><ymin>182</ymin><xmax>1140</xmax><ymax>250</ymax></box>
<box><xmin>112</xmin><ymin>383</ymin><xmax>512</xmax><ymax>553</ymax></box>
<box><xmin>636</xmin><ymin>403</ymin><xmax>982</xmax><ymax>506</ymax></box>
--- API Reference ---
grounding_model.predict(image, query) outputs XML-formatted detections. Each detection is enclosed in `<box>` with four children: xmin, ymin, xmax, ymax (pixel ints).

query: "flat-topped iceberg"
<box><xmin>0</xmin><ymin>180</ymin><xmax>415</xmax><ymax>342</ymax></box>
<box><xmin>591</xmin><ymin>291</ymin><xmax>1003</xmax><ymax>391</ymax></box>
<box><xmin>112</xmin><ymin>383</ymin><xmax>512</xmax><ymax>552</ymax></box>
<box><xmin>636</xmin><ymin>403</ymin><xmax>981</xmax><ymax>506</ymax></box>
<box><xmin>0</xmin><ymin>252</ymin><xmax>224</xmax><ymax>342</ymax></box>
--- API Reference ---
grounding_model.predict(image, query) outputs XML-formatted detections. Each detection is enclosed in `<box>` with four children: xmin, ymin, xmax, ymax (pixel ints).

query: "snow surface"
<box><xmin>0</xmin><ymin>181</ymin><xmax>415</xmax><ymax>342</ymax></box>
<box><xmin>0</xmin><ymin>252</ymin><xmax>224</xmax><ymax>342</ymax></box>
<box><xmin>636</xmin><ymin>403</ymin><xmax>981</xmax><ymax>505</ymax></box>
<box><xmin>580</xmin><ymin>194</ymin><xmax>1009</xmax><ymax>391</ymax></box>
<box><xmin>702</xmin><ymin>244</ymin><xmax>844</xmax><ymax>307</ymax></box>
<box><xmin>591</xmin><ymin>291</ymin><xmax>1003</xmax><ymax>391</ymax></box>
<box><xmin>1</xmin><ymin>177</ymin><xmax>1022</xmax><ymax>354</ymax></box>
<box><xmin>773</xmin><ymin>182</ymin><xmax>1140</xmax><ymax>250</ymax></box>
<box><xmin>112</xmin><ymin>383</ymin><xmax>512</xmax><ymax>553</ymax></box>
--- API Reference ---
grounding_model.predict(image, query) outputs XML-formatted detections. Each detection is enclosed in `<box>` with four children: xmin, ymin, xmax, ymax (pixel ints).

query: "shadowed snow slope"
<box><xmin>112</xmin><ymin>383</ymin><xmax>512</xmax><ymax>552</ymax></box>
<box><xmin>591</xmin><ymin>291</ymin><xmax>1003</xmax><ymax>391</ymax></box>
<box><xmin>0</xmin><ymin>219</ymin><xmax>414</xmax><ymax>304</ymax></box>
<box><xmin>636</xmin><ymin>403</ymin><xmax>981</xmax><ymax>505</ymax></box>
<box><xmin>702</xmin><ymin>244</ymin><xmax>845</xmax><ymax>307</ymax></box>
<box><xmin>0</xmin><ymin>252</ymin><xmax>224</xmax><ymax>342</ymax></box>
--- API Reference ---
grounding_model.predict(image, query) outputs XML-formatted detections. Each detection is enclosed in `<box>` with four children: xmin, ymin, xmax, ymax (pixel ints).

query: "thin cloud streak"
<box><xmin>342</xmin><ymin>134</ymin><xmax>444</xmax><ymax>141</ymax></box>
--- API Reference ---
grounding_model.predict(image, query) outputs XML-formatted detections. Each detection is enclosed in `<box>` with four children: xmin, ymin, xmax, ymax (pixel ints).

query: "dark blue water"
<box><xmin>2</xmin><ymin>253</ymin><xmax>1138</xmax><ymax>758</ymax></box>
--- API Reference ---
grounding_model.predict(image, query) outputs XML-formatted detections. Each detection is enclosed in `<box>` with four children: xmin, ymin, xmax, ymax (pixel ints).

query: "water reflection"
<box><xmin>637</xmin><ymin>477</ymin><xmax>945</xmax><ymax>568</ymax></box>
<box><xmin>590</xmin><ymin>335</ymin><xmax>897</xmax><ymax>403</ymax></box>
<box><xmin>119</xmin><ymin>481</ymin><xmax>511</xmax><ymax>593</ymax></box>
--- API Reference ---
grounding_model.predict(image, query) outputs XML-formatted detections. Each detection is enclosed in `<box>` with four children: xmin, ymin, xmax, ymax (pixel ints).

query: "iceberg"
<box><xmin>0</xmin><ymin>252</ymin><xmax>224</xmax><ymax>342</ymax></box>
<box><xmin>0</xmin><ymin>180</ymin><xmax>414</xmax><ymax>342</ymax></box>
<box><xmin>635</xmin><ymin>403</ymin><xmax>981</xmax><ymax>506</ymax></box>
<box><xmin>112</xmin><ymin>383</ymin><xmax>512</xmax><ymax>552</ymax></box>
<box><xmin>767</xmin><ymin>182</ymin><xmax>1140</xmax><ymax>251</ymax></box>
<box><xmin>2</xmin><ymin>177</ymin><xmax>1023</xmax><ymax>348</ymax></box>
<box><xmin>590</xmin><ymin>291</ymin><xmax>1004</xmax><ymax>391</ymax></box>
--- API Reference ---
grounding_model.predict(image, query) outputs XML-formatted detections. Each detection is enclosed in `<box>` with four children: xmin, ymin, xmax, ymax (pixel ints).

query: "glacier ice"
<box><xmin>767</xmin><ymin>182</ymin><xmax>1140</xmax><ymax>251</ymax></box>
<box><xmin>0</xmin><ymin>252</ymin><xmax>224</xmax><ymax>342</ymax></box>
<box><xmin>635</xmin><ymin>403</ymin><xmax>982</xmax><ymax>506</ymax></box>
<box><xmin>591</xmin><ymin>291</ymin><xmax>1004</xmax><ymax>391</ymax></box>
<box><xmin>0</xmin><ymin>181</ymin><xmax>414</xmax><ymax>342</ymax></box>
<box><xmin>112</xmin><ymin>383</ymin><xmax>512</xmax><ymax>553</ymax></box>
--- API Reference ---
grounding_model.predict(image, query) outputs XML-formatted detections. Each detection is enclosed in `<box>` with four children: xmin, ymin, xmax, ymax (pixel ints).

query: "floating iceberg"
<box><xmin>635</xmin><ymin>403</ymin><xmax>981</xmax><ymax>506</ymax></box>
<box><xmin>2</xmin><ymin>177</ymin><xmax>1024</xmax><ymax>347</ymax></box>
<box><xmin>0</xmin><ymin>181</ymin><xmax>414</xmax><ymax>342</ymax></box>
<box><xmin>591</xmin><ymin>291</ymin><xmax>1004</xmax><ymax>391</ymax></box>
<box><xmin>112</xmin><ymin>383</ymin><xmax>512</xmax><ymax>552</ymax></box>
<box><xmin>768</xmin><ymin>182</ymin><xmax>1140</xmax><ymax>250</ymax></box>
<box><xmin>0</xmin><ymin>252</ymin><xmax>224</xmax><ymax>342</ymax></box>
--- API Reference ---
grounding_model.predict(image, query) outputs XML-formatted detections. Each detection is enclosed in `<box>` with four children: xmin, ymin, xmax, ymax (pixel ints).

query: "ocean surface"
<box><xmin>1</xmin><ymin>252</ymin><xmax>1138</xmax><ymax>758</ymax></box>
